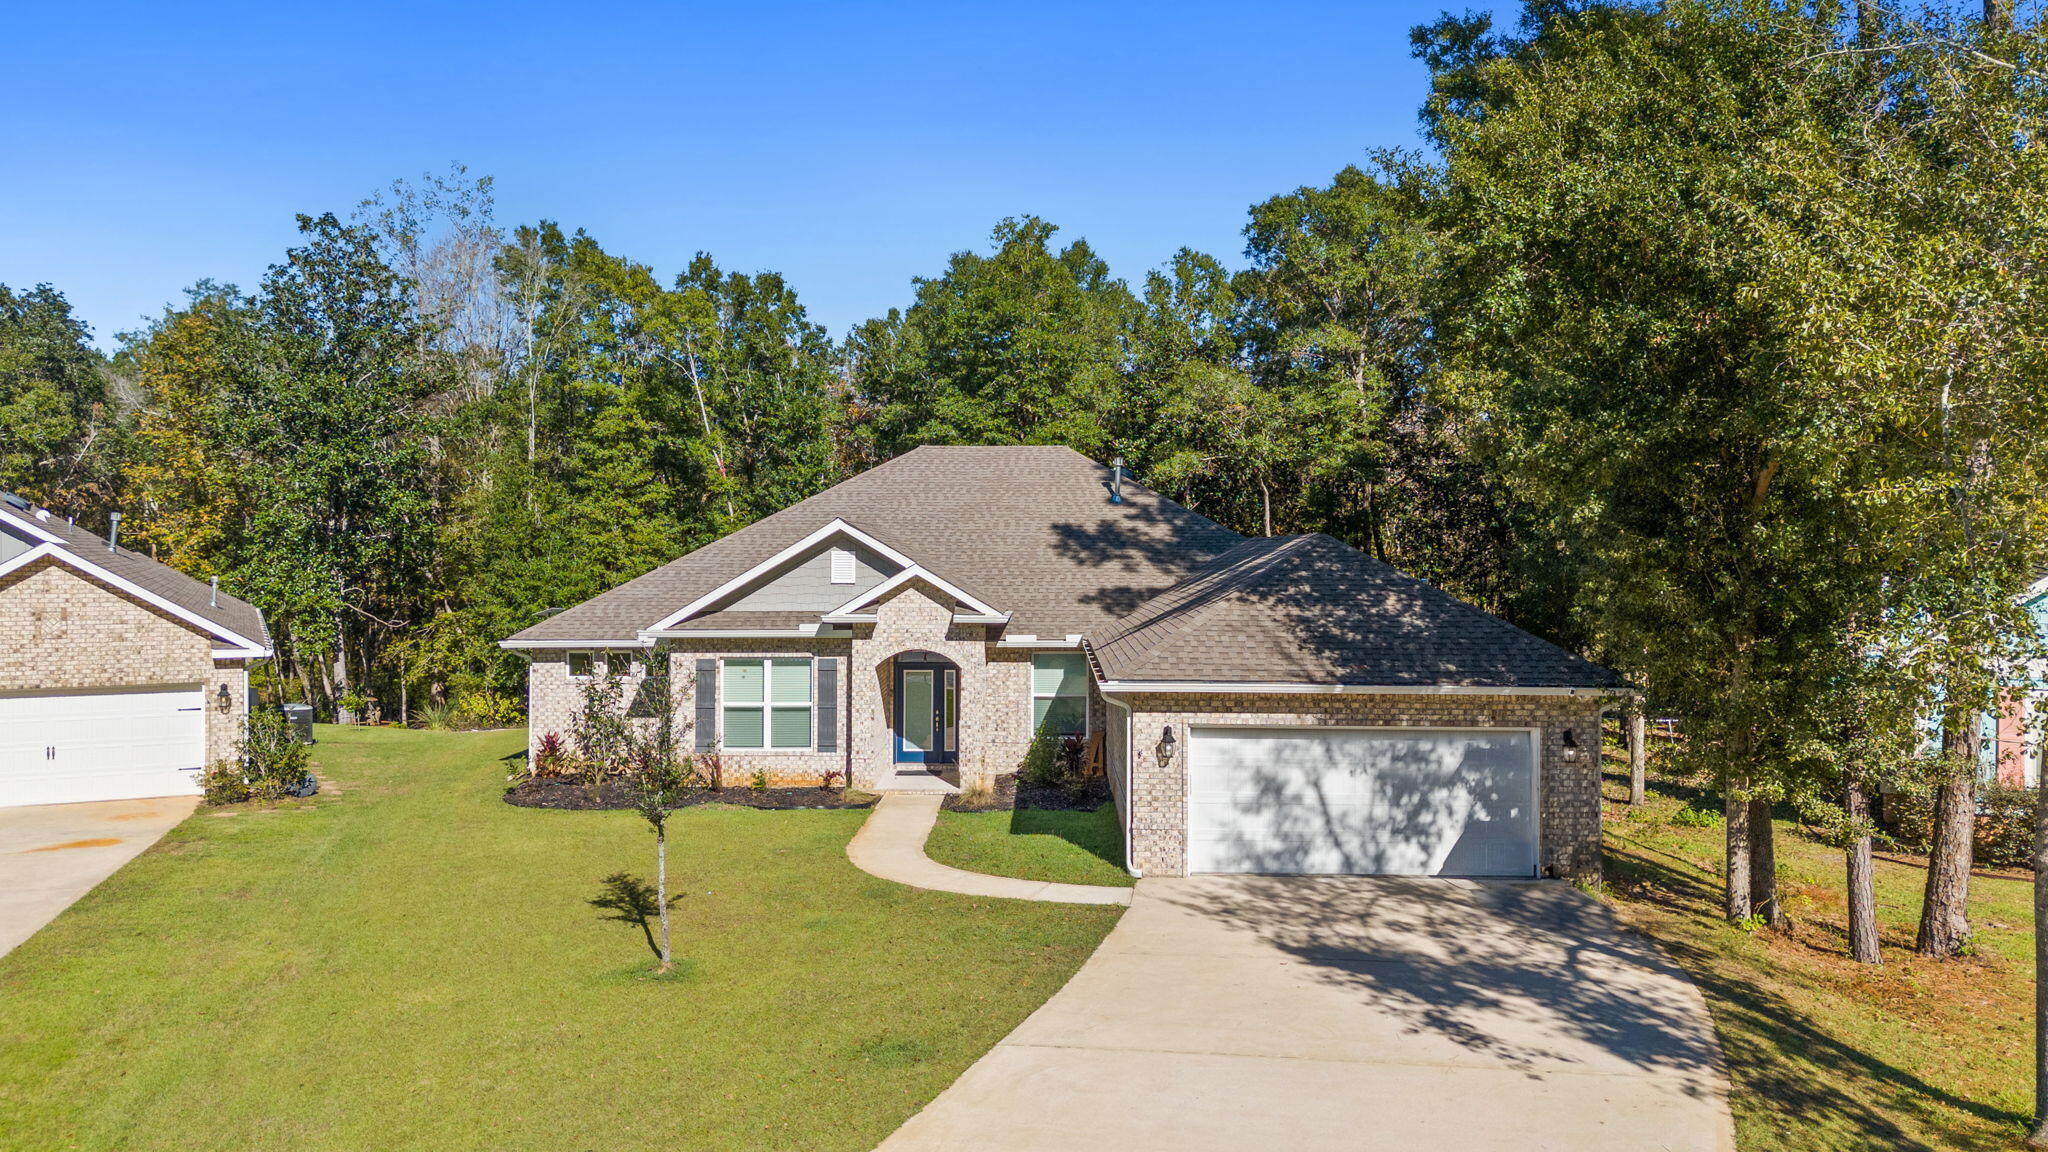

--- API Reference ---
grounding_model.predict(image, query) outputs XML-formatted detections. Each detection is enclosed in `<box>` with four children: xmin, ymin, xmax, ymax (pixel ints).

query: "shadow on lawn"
<box><xmin>589</xmin><ymin>872</ymin><xmax>682</xmax><ymax>961</ymax></box>
<box><xmin>1606</xmin><ymin>841</ymin><xmax>2027</xmax><ymax>1147</ymax></box>
<box><xmin>1003</xmin><ymin>806</ymin><xmax>1125</xmax><ymax>873</ymax></box>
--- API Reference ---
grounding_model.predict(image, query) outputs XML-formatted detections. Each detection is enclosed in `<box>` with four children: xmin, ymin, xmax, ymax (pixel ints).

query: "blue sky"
<box><xmin>2</xmin><ymin>0</ymin><xmax>1461</xmax><ymax>348</ymax></box>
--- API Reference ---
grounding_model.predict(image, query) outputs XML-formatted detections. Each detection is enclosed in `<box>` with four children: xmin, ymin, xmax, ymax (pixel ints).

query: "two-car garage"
<box><xmin>1185</xmin><ymin>727</ymin><xmax>1541</xmax><ymax>878</ymax></box>
<box><xmin>0</xmin><ymin>688</ymin><xmax>208</xmax><ymax>808</ymax></box>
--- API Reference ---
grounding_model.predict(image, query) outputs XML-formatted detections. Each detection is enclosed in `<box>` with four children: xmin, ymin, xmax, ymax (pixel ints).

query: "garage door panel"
<box><xmin>0</xmin><ymin>688</ymin><xmax>206</xmax><ymax>807</ymax></box>
<box><xmin>1189</xmin><ymin>728</ymin><xmax>1537</xmax><ymax>877</ymax></box>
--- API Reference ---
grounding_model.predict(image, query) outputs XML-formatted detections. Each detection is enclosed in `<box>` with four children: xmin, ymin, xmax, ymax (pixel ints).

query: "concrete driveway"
<box><xmin>0</xmin><ymin>796</ymin><xmax>197</xmax><ymax>959</ymax></box>
<box><xmin>880</xmin><ymin>876</ymin><xmax>1734</xmax><ymax>1152</ymax></box>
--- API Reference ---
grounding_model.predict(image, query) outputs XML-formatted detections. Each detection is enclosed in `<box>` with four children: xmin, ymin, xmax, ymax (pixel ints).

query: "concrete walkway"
<box><xmin>0</xmin><ymin>796</ymin><xmax>198</xmax><ymax>959</ymax></box>
<box><xmin>847</xmin><ymin>793</ymin><xmax>1132</xmax><ymax>906</ymax></box>
<box><xmin>879</xmin><ymin>875</ymin><xmax>1735</xmax><ymax>1152</ymax></box>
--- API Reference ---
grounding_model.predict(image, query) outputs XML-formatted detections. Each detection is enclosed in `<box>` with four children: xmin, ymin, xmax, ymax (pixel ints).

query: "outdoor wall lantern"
<box><xmin>216</xmin><ymin>683</ymin><xmax>234</xmax><ymax>714</ymax></box>
<box><xmin>1561</xmin><ymin>728</ymin><xmax>1582</xmax><ymax>762</ymax></box>
<box><xmin>1155</xmin><ymin>725</ymin><xmax>1178</xmax><ymax>767</ymax></box>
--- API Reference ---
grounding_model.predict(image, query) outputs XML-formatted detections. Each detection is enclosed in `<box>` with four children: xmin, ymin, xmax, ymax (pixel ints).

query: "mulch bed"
<box><xmin>505</xmin><ymin>779</ymin><xmax>876</xmax><ymax>811</ymax></box>
<box><xmin>943</xmin><ymin>772</ymin><xmax>1111</xmax><ymax>814</ymax></box>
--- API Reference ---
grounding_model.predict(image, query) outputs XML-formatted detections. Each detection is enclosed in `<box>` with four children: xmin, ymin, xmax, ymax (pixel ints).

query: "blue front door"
<box><xmin>894</xmin><ymin>662</ymin><xmax>957</xmax><ymax>765</ymax></box>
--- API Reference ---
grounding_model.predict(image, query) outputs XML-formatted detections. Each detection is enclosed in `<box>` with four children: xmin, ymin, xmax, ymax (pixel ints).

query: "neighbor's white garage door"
<box><xmin>0</xmin><ymin>688</ymin><xmax>207</xmax><ymax>808</ymax></box>
<box><xmin>1188</xmin><ymin>727</ymin><xmax>1538</xmax><ymax>877</ymax></box>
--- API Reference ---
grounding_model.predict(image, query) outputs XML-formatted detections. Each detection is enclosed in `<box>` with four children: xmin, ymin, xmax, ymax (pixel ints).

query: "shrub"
<box><xmin>956</xmin><ymin>777</ymin><xmax>995</xmax><ymax>807</ymax></box>
<box><xmin>452</xmin><ymin>690</ymin><xmax>521</xmax><ymax>730</ymax></box>
<box><xmin>197</xmin><ymin>758</ymin><xmax>250</xmax><ymax>805</ymax></box>
<box><xmin>1670</xmin><ymin>804</ymin><xmax>1722</xmax><ymax>829</ymax></box>
<box><xmin>414</xmin><ymin>701</ymin><xmax>455</xmax><ymax>730</ymax></box>
<box><xmin>821</xmin><ymin>768</ymin><xmax>844</xmax><ymax>790</ymax></box>
<box><xmin>242</xmin><ymin>706</ymin><xmax>312</xmax><ymax>801</ymax></box>
<box><xmin>695</xmin><ymin>749</ymin><xmax>725</xmax><ymax>791</ymax></box>
<box><xmin>200</xmin><ymin>708</ymin><xmax>313</xmax><ymax>806</ymax></box>
<box><xmin>530</xmin><ymin>732</ymin><xmax>577</xmax><ymax>781</ymax></box>
<box><xmin>1019</xmin><ymin>733</ymin><xmax>1062</xmax><ymax>789</ymax></box>
<box><xmin>1882</xmin><ymin>783</ymin><xmax>2036</xmax><ymax>870</ymax></box>
<box><xmin>750</xmin><ymin>768</ymin><xmax>769</xmax><ymax>794</ymax></box>
<box><xmin>1021</xmin><ymin>732</ymin><xmax>1090</xmax><ymax>798</ymax></box>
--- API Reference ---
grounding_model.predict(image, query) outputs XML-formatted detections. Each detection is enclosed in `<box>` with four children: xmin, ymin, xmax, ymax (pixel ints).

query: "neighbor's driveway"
<box><xmin>0</xmin><ymin>797</ymin><xmax>197</xmax><ymax>959</ymax></box>
<box><xmin>879</xmin><ymin>876</ymin><xmax>1735</xmax><ymax>1152</ymax></box>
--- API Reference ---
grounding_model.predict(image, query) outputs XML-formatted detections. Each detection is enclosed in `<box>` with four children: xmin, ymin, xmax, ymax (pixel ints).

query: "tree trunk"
<box><xmin>1725</xmin><ymin>779</ymin><xmax>1754</xmax><ymax>922</ymax></box>
<box><xmin>2029</xmin><ymin>754</ymin><xmax>2048</xmax><ymax>1146</ymax></box>
<box><xmin>1918</xmin><ymin>709</ymin><xmax>1980</xmax><ymax>958</ymax></box>
<box><xmin>1628</xmin><ymin>706</ymin><xmax>1647</xmax><ymax>807</ymax></box>
<box><xmin>1749</xmin><ymin>797</ymin><xmax>1780</xmax><ymax>926</ymax></box>
<box><xmin>1846</xmin><ymin>779</ymin><xmax>1881</xmax><ymax>964</ymax></box>
<box><xmin>655</xmin><ymin>824</ymin><xmax>671</xmax><ymax>972</ymax></box>
<box><xmin>331</xmin><ymin>620</ymin><xmax>355</xmax><ymax>725</ymax></box>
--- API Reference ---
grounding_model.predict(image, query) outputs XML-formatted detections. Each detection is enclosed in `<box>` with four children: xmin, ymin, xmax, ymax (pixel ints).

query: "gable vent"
<box><xmin>829</xmin><ymin>548</ymin><xmax>855</xmax><ymax>584</ymax></box>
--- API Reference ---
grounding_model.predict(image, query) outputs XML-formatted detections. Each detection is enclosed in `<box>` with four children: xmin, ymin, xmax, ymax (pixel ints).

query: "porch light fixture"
<box><xmin>1561</xmin><ymin>728</ymin><xmax>1581</xmax><ymax>762</ymax></box>
<box><xmin>1155</xmin><ymin>724</ymin><xmax>1177</xmax><ymax>767</ymax></box>
<box><xmin>216</xmin><ymin>683</ymin><xmax>233</xmax><ymax>714</ymax></box>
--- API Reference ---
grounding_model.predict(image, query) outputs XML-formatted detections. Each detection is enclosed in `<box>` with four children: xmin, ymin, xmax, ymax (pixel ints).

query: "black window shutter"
<box><xmin>694</xmin><ymin>658</ymin><xmax>718</xmax><ymax>751</ymax></box>
<box><xmin>816</xmin><ymin>657</ymin><xmax>839</xmax><ymax>753</ymax></box>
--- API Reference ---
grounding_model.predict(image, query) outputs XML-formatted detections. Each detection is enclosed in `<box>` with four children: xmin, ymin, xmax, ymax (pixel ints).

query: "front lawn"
<box><xmin>0</xmin><ymin>726</ymin><xmax>1121</xmax><ymax>1151</ymax></box>
<box><xmin>925</xmin><ymin>804</ymin><xmax>1134</xmax><ymax>887</ymax></box>
<box><xmin>1603</xmin><ymin>758</ymin><xmax>2034</xmax><ymax>1151</ymax></box>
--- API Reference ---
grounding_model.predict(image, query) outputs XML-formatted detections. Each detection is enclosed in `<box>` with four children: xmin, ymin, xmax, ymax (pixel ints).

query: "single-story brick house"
<box><xmin>503</xmin><ymin>446</ymin><xmax>1619</xmax><ymax>878</ymax></box>
<box><xmin>0</xmin><ymin>495</ymin><xmax>270</xmax><ymax>807</ymax></box>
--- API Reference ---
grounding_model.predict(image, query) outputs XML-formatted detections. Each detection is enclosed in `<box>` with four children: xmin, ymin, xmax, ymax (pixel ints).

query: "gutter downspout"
<box><xmin>1101</xmin><ymin>691</ymin><xmax>1142</xmax><ymax>878</ymax></box>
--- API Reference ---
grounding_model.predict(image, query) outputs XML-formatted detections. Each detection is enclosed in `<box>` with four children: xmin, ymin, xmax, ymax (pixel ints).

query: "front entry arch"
<box><xmin>894</xmin><ymin>654</ymin><xmax>958</xmax><ymax>765</ymax></box>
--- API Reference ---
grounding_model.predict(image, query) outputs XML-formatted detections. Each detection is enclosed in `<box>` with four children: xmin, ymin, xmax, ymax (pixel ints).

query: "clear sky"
<box><xmin>2</xmin><ymin>0</ymin><xmax>1463</xmax><ymax>348</ymax></box>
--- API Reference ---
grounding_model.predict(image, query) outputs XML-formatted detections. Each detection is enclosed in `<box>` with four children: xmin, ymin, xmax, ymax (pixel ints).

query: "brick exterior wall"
<box><xmin>0</xmin><ymin>558</ymin><xmax>251</xmax><ymax>768</ymax></box>
<box><xmin>1115</xmin><ymin>691</ymin><xmax>1606</xmax><ymax>879</ymax></box>
<box><xmin>521</xmin><ymin>579</ymin><xmax>1101</xmax><ymax>791</ymax></box>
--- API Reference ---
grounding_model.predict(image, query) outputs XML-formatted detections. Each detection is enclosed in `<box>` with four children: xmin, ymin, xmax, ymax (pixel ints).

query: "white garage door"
<box><xmin>0</xmin><ymin>688</ymin><xmax>207</xmax><ymax>808</ymax></box>
<box><xmin>1188</xmin><ymin>727</ymin><xmax>1538</xmax><ymax>876</ymax></box>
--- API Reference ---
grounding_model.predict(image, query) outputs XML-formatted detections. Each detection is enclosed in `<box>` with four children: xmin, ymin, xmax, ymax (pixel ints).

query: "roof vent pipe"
<box><xmin>211</xmin><ymin>576</ymin><xmax>220</xmax><ymax>608</ymax></box>
<box><xmin>106</xmin><ymin>511</ymin><xmax>121</xmax><ymax>552</ymax></box>
<box><xmin>1109</xmin><ymin>457</ymin><xmax>1125</xmax><ymax>505</ymax></box>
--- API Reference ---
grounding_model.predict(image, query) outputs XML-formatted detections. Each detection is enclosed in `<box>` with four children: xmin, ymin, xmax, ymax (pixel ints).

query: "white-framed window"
<box><xmin>1031</xmin><ymin>653</ymin><xmax>1090</xmax><ymax>737</ymax></box>
<box><xmin>567</xmin><ymin>650</ymin><xmax>598</xmax><ymax>679</ymax></box>
<box><xmin>723</xmin><ymin>657</ymin><xmax>813</xmax><ymax>749</ymax></box>
<box><xmin>829</xmin><ymin>548</ymin><xmax>856</xmax><ymax>584</ymax></box>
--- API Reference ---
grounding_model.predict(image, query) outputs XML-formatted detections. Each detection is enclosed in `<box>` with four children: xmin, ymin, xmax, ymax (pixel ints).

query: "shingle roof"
<box><xmin>1087</xmin><ymin>533</ymin><xmax>1617</xmax><ymax>688</ymax></box>
<box><xmin>508</xmin><ymin>446</ymin><xmax>1246</xmax><ymax>643</ymax></box>
<box><xmin>2</xmin><ymin>505</ymin><xmax>270</xmax><ymax>649</ymax></box>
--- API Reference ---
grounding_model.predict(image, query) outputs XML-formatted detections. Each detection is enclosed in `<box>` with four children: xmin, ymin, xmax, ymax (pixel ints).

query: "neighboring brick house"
<box><xmin>504</xmin><ymin>446</ymin><xmax>1619</xmax><ymax>878</ymax></box>
<box><xmin>0</xmin><ymin>496</ymin><xmax>270</xmax><ymax>807</ymax></box>
<box><xmin>1985</xmin><ymin>578</ymin><xmax>2048</xmax><ymax>788</ymax></box>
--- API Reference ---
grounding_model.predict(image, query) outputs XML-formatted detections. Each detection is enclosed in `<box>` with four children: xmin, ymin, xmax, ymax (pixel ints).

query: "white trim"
<box><xmin>0</xmin><ymin>504</ymin><xmax>66</xmax><ymax>544</ymax></box>
<box><xmin>0</xmin><ymin>542</ymin><xmax>271</xmax><ymax>655</ymax></box>
<box><xmin>1183</xmin><ymin>724</ymin><xmax>1544</xmax><ymax>878</ymax></box>
<box><xmin>640</xmin><ymin>626</ymin><xmax>853</xmax><ymax>640</ymax></box>
<box><xmin>1097</xmin><ymin>679</ymin><xmax>1620</xmax><ymax>698</ymax></box>
<box><xmin>499</xmin><ymin>637</ymin><xmax>651</xmax><ymax>650</ymax></box>
<box><xmin>951</xmin><ymin>612</ymin><xmax>1012</xmax><ymax>625</ymax></box>
<box><xmin>1102</xmin><ymin>693</ymin><xmax>1141</xmax><ymax>877</ymax></box>
<box><xmin>649</xmin><ymin>519</ymin><xmax>921</xmax><ymax>631</ymax></box>
<box><xmin>822</xmin><ymin>564</ymin><xmax>1006</xmax><ymax>622</ymax></box>
<box><xmin>994</xmin><ymin>634</ymin><xmax>1086</xmax><ymax>649</ymax></box>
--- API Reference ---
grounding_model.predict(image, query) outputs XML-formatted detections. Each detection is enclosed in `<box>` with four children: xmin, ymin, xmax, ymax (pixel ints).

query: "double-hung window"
<box><xmin>1031</xmin><ymin>653</ymin><xmax>1089</xmax><ymax>737</ymax></box>
<box><xmin>723</xmin><ymin>658</ymin><xmax>813</xmax><ymax>749</ymax></box>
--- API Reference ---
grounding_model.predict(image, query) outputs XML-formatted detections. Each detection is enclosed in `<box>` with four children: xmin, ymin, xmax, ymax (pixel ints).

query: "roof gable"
<box><xmin>1088</xmin><ymin>534</ymin><xmax>1616</xmax><ymax>689</ymax></box>
<box><xmin>508</xmin><ymin>446</ymin><xmax>1245</xmax><ymax>645</ymax></box>
<box><xmin>0</xmin><ymin>503</ymin><xmax>270</xmax><ymax>654</ymax></box>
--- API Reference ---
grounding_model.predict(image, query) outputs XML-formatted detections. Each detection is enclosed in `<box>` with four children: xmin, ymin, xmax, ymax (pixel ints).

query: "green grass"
<box><xmin>924</xmin><ymin>804</ymin><xmax>1135</xmax><ymax>887</ymax></box>
<box><xmin>1602</xmin><ymin>754</ymin><xmax>2034</xmax><ymax>1151</ymax></box>
<box><xmin>0</xmin><ymin>727</ymin><xmax>1122</xmax><ymax>1151</ymax></box>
